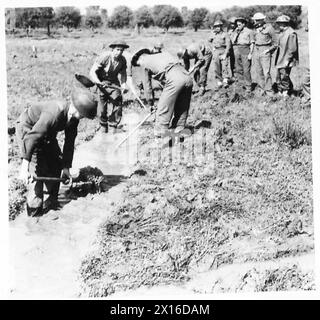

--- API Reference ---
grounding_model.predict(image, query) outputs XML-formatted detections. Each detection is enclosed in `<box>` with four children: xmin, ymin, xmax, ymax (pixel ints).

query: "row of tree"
<box><xmin>5</xmin><ymin>5</ymin><xmax>303</xmax><ymax>35</ymax></box>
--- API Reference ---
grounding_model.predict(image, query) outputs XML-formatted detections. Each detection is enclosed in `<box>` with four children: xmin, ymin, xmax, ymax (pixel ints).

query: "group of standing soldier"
<box><xmin>176</xmin><ymin>12</ymin><xmax>300</xmax><ymax>98</ymax></box>
<box><xmin>15</xmin><ymin>11</ymin><xmax>308</xmax><ymax>217</ymax></box>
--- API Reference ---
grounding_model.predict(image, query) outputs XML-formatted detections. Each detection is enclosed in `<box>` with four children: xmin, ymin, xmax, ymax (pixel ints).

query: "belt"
<box><xmin>255</xmin><ymin>43</ymin><xmax>272</xmax><ymax>47</ymax></box>
<box><xmin>233</xmin><ymin>44</ymin><xmax>250</xmax><ymax>47</ymax></box>
<box><xmin>214</xmin><ymin>46</ymin><xmax>226</xmax><ymax>49</ymax></box>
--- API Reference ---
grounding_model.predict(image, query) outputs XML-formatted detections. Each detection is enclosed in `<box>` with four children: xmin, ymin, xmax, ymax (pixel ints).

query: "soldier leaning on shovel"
<box><xmin>89</xmin><ymin>40</ymin><xmax>129</xmax><ymax>133</ymax></box>
<box><xmin>16</xmin><ymin>89</ymin><xmax>98</xmax><ymax>217</ymax></box>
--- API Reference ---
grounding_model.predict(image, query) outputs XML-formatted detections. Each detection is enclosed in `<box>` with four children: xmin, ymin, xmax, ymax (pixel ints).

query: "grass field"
<box><xmin>7</xmin><ymin>27</ymin><xmax>314</xmax><ymax>295</ymax></box>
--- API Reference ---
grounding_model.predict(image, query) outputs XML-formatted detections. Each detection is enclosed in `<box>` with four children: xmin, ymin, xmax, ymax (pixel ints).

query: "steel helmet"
<box><xmin>276</xmin><ymin>15</ymin><xmax>291</xmax><ymax>23</ymax></box>
<box><xmin>213</xmin><ymin>20</ymin><xmax>223</xmax><ymax>27</ymax></box>
<box><xmin>235</xmin><ymin>17</ymin><xmax>247</xmax><ymax>23</ymax></box>
<box><xmin>228</xmin><ymin>17</ymin><xmax>237</xmax><ymax>24</ymax></box>
<box><xmin>252</xmin><ymin>12</ymin><xmax>266</xmax><ymax>20</ymax></box>
<box><xmin>71</xmin><ymin>88</ymin><xmax>98</xmax><ymax>119</ymax></box>
<box><xmin>177</xmin><ymin>48</ymin><xmax>187</xmax><ymax>59</ymax></box>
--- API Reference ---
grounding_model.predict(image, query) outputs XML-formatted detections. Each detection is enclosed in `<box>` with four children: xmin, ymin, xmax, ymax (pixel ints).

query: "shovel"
<box><xmin>75</xmin><ymin>73</ymin><xmax>120</xmax><ymax>104</ymax></box>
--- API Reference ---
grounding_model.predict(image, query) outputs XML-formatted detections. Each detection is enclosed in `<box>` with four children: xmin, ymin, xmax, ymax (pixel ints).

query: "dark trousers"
<box><xmin>276</xmin><ymin>67</ymin><xmax>293</xmax><ymax>93</ymax></box>
<box><xmin>99</xmin><ymin>80</ymin><xmax>123</xmax><ymax>128</ymax></box>
<box><xmin>226</xmin><ymin>48</ymin><xmax>235</xmax><ymax>78</ymax></box>
<box><xmin>234</xmin><ymin>46</ymin><xmax>252</xmax><ymax>91</ymax></box>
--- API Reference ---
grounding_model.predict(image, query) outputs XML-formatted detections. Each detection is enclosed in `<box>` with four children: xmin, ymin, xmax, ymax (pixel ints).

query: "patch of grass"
<box><xmin>272</xmin><ymin>116</ymin><xmax>311</xmax><ymax>149</ymax></box>
<box><xmin>8</xmin><ymin>178</ymin><xmax>27</xmax><ymax>220</ymax></box>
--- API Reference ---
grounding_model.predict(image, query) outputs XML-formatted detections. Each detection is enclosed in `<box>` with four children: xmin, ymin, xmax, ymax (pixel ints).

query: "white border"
<box><xmin>1</xmin><ymin>0</ymin><xmax>319</xmax><ymax>300</ymax></box>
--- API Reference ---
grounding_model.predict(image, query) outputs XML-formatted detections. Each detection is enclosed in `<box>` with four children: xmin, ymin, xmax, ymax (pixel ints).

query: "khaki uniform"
<box><xmin>275</xmin><ymin>26</ymin><xmax>299</xmax><ymax>93</ymax></box>
<box><xmin>137</xmin><ymin>52</ymin><xmax>193</xmax><ymax>134</ymax></box>
<box><xmin>15</xmin><ymin>100</ymin><xmax>78</xmax><ymax>216</ymax></box>
<box><xmin>92</xmin><ymin>51</ymin><xmax>127</xmax><ymax>128</ymax></box>
<box><xmin>253</xmin><ymin>24</ymin><xmax>277</xmax><ymax>93</ymax></box>
<box><xmin>230</xmin><ymin>26</ymin><xmax>254</xmax><ymax>91</ymax></box>
<box><xmin>208</xmin><ymin>30</ymin><xmax>232</xmax><ymax>84</ymax></box>
<box><xmin>125</xmin><ymin>51</ymin><xmax>162</xmax><ymax>105</ymax></box>
<box><xmin>182</xmin><ymin>43</ymin><xmax>213</xmax><ymax>88</ymax></box>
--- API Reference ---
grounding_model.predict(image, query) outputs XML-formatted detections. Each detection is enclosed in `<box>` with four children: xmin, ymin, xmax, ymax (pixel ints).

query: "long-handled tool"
<box><xmin>76</xmin><ymin>73</ymin><xmax>151</xmax><ymax>112</ymax></box>
<box><xmin>32</xmin><ymin>173</ymin><xmax>80</xmax><ymax>187</ymax></box>
<box><xmin>75</xmin><ymin>73</ymin><xmax>121</xmax><ymax>91</ymax></box>
<box><xmin>129</xmin><ymin>89</ymin><xmax>149</xmax><ymax>112</ymax></box>
<box><xmin>75</xmin><ymin>73</ymin><xmax>120</xmax><ymax>104</ymax></box>
<box><xmin>114</xmin><ymin>111</ymin><xmax>154</xmax><ymax>149</ymax></box>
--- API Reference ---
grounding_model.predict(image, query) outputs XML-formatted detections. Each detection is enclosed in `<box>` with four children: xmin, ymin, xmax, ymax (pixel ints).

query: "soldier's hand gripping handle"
<box><xmin>61</xmin><ymin>168</ymin><xmax>73</xmax><ymax>186</ymax></box>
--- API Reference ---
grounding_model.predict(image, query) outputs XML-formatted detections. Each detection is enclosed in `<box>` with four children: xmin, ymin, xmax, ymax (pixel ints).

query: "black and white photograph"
<box><xmin>1</xmin><ymin>0</ymin><xmax>319</xmax><ymax>300</ymax></box>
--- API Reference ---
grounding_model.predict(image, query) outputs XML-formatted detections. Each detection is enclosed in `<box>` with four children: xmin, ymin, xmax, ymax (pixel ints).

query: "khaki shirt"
<box><xmin>183</xmin><ymin>43</ymin><xmax>211</xmax><ymax>70</ymax></box>
<box><xmin>254</xmin><ymin>23</ymin><xmax>276</xmax><ymax>46</ymax></box>
<box><xmin>137</xmin><ymin>51</ymin><xmax>179</xmax><ymax>75</ymax></box>
<box><xmin>93</xmin><ymin>50</ymin><xmax>127</xmax><ymax>83</ymax></box>
<box><xmin>209</xmin><ymin>30</ymin><xmax>232</xmax><ymax>50</ymax></box>
<box><xmin>231</xmin><ymin>27</ymin><xmax>255</xmax><ymax>46</ymax></box>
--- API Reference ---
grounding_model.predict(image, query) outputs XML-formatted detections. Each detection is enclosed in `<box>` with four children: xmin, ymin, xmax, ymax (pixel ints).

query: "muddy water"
<box><xmin>9</xmin><ymin>111</ymin><xmax>145</xmax><ymax>299</ymax></box>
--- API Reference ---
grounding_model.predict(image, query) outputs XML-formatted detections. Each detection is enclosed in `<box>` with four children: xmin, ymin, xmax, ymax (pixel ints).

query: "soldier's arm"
<box><xmin>144</xmin><ymin>69</ymin><xmax>154</xmax><ymax>106</ymax></box>
<box><xmin>224</xmin><ymin>33</ymin><xmax>232</xmax><ymax>57</ymax></box>
<box><xmin>287</xmin><ymin>33</ymin><xmax>298</xmax><ymax>61</ymax></box>
<box><xmin>89</xmin><ymin>53</ymin><xmax>108</xmax><ymax>84</ymax></box>
<box><xmin>269</xmin><ymin>25</ymin><xmax>278</xmax><ymax>53</ymax></box>
<box><xmin>22</xmin><ymin>112</ymin><xmax>53</xmax><ymax>162</ymax></box>
<box><xmin>249</xmin><ymin>30</ymin><xmax>255</xmax><ymax>55</ymax></box>
<box><xmin>119</xmin><ymin>60</ymin><xmax>127</xmax><ymax>85</ymax></box>
<box><xmin>62</xmin><ymin>118</ymin><xmax>79</xmax><ymax>169</ymax></box>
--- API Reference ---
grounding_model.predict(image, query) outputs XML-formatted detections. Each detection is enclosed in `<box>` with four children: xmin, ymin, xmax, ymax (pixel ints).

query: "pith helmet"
<box><xmin>177</xmin><ymin>48</ymin><xmax>187</xmax><ymax>59</ymax></box>
<box><xmin>276</xmin><ymin>15</ymin><xmax>291</xmax><ymax>23</ymax></box>
<box><xmin>235</xmin><ymin>17</ymin><xmax>247</xmax><ymax>23</ymax></box>
<box><xmin>71</xmin><ymin>88</ymin><xmax>97</xmax><ymax>119</ymax></box>
<box><xmin>213</xmin><ymin>20</ymin><xmax>223</xmax><ymax>27</ymax></box>
<box><xmin>109</xmin><ymin>40</ymin><xmax>129</xmax><ymax>49</ymax></box>
<box><xmin>228</xmin><ymin>17</ymin><xmax>237</xmax><ymax>24</ymax></box>
<box><xmin>252</xmin><ymin>12</ymin><xmax>266</xmax><ymax>20</ymax></box>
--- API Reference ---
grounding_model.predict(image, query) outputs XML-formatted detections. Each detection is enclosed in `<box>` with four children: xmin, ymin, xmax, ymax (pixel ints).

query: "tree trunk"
<box><xmin>47</xmin><ymin>22</ymin><xmax>51</xmax><ymax>36</ymax></box>
<box><xmin>194</xmin><ymin>26</ymin><xmax>198</xmax><ymax>32</ymax></box>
